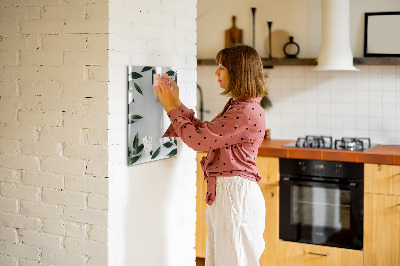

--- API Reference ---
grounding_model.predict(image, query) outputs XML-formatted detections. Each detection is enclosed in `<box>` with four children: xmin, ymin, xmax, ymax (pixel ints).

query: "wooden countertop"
<box><xmin>258</xmin><ymin>139</ymin><xmax>400</xmax><ymax>165</ymax></box>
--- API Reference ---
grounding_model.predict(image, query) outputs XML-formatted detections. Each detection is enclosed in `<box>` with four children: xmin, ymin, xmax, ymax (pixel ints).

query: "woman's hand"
<box><xmin>154</xmin><ymin>77</ymin><xmax>176</xmax><ymax>113</ymax></box>
<box><xmin>164</xmin><ymin>76</ymin><xmax>181</xmax><ymax>108</ymax></box>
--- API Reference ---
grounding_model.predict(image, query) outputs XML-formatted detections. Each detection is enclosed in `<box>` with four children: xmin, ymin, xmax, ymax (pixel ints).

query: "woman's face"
<box><xmin>215</xmin><ymin>64</ymin><xmax>229</xmax><ymax>89</ymax></box>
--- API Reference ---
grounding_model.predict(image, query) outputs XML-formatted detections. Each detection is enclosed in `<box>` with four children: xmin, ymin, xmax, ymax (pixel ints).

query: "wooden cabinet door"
<box><xmin>278</xmin><ymin>241</ymin><xmax>363</xmax><ymax>266</ymax></box>
<box><xmin>365</xmin><ymin>164</ymin><xmax>400</xmax><ymax>196</ymax></box>
<box><xmin>364</xmin><ymin>193</ymin><xmax>400</xmax><ymax>266</ymax></box>
<box><xmin>196</xmin><ymin>152</ymin><xmax>208</xmax><ymax>258</ymax></box>
<box><xmin>259</xmin><ymin>185</ymin><xmax>279</xmax><ymax>266</ymax></box>
<box><xmin>256</xmin><ymin>156</ymin><xmax>279</xmax><ymax>186</ymax></box>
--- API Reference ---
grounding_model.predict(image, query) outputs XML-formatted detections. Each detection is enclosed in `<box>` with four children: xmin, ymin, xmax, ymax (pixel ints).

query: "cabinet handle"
<box><xmin>309</xmin><ymin>252</ymin><xmax>329</xmax><ymax>257</ymax></box>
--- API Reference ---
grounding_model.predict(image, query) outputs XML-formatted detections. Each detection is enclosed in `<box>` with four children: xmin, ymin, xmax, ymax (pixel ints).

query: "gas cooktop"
<box><xmin>283</xmin><ymin>135</ymin><xmax>376</xmax><ymax>152</ymax></box>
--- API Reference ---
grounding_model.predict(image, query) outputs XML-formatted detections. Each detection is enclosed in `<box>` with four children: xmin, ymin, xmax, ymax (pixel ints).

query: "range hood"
<box><xmin>314</xmin><ymin>0</ymin><xmax>359</xmax><ymax>71</ymax></box>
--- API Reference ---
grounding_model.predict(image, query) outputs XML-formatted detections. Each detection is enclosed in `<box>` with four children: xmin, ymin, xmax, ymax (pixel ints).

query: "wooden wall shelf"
<box><xmin>197</xmin><ymin>57</ymin><xmax>400</xmax><ymax>68</ymax></box>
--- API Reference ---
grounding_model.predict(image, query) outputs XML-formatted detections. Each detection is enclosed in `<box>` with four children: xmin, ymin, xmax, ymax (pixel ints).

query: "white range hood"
<box><xmin>314</xmin><ymin>0</ymin><xmax>359</xmax><ymax>71</ymax></box>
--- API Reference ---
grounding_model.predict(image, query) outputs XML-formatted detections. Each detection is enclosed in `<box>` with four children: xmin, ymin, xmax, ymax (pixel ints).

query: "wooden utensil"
<box><xmin>225</xmin><ymin>16</ymin><xmax>243</xmax><ymax>48</ymax></box>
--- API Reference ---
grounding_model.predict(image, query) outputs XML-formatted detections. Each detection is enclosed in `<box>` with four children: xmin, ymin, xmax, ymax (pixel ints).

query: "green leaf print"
<box><xmin>133</xmin><ymin>133</ymin><xmax>138</xmax><ymax>150</ymax></box>
<box><xmin>129</xmin><ymin>155</ymin><xmax>141</xmax><ymax>165</ymax></box>
<box><xmin>130</xmin><ymin>115</ymin><xmax>143</xmax><ymax>120</ymax></box>
<box><xmin>128</xmin><ymin>99</ymin><xmax>134</xmax><ymax>114</ymax></box>
<box><xmin>166</xmin><ymin>148</ymin><xmax>177</xmax><ymax>157</ymax></box>
<box><xmin>174</xmin><ymin>138</ymin><xmax>177</xmax><ymax>145</ymax></box>
<box><xmin>141</xmin><ymin>66</ymin><xmax>153</xmax><ymax>72</ymax></box>
<box><xmin>151</xmin><ymin>147</ymin><xmax>161</xmax><ymax>159</ymax></box>
<box><xmin>134</xmin><ymin>144</ymin><xmax>144</xmax><ymax>155</ymax></box>
<box><xmin>134</xmin><ymin>83</ymin><xmax>143</xmax><ymax>95</ymax></box>
<box><xmin>128</xmin><ymin>80</ymin><xmax>134</xmax><ymax>90</ymax></box>
<box><xmin>163</xmin><ymin>142</ymin><xmax>173</xmax><ymax>148</ymax></box>
<box><xmin>166</xmin><ymin>70</ymin><xmax>175</xmax><ymax>77</ymax></box>
<box><xmin>128</xmin><ymin>147</ymin><xmax>131</xmax><ymax>158</ymax></box>
<box><xmin>131</xmin><ymin>72</ymin><xmax>143</xmax><ymax>79</ymax></box>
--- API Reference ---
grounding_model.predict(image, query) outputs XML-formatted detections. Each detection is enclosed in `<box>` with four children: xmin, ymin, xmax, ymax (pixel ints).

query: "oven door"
<box><xmin>279</xmin><ymin>177</ymin><xmax>363</xmax><ymax>250</ymax></box>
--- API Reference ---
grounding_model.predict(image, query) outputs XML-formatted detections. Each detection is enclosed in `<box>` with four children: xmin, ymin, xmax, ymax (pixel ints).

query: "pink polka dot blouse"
<box><xmin>163</xmin><ymin>97</ymin><xmax>266</xmax><ymax>206</ymax></box>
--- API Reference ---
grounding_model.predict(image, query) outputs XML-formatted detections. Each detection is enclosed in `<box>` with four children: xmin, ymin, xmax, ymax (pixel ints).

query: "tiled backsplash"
<box><xmin>197</xmin><ymin>65</ymin><xmax>400</xmax><ymax>145</ymax></box>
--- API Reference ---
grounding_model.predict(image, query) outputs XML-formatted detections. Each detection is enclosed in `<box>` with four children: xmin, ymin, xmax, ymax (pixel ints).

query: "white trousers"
<box><xmin>205</xmin><ymin>176</ymin><xmax>266</xmax><ymax>266</ymax></box>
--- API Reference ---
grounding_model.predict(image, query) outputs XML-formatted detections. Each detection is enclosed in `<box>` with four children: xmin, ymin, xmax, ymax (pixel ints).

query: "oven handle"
<box><xmin>281</xmin><ymin>177</ymin><xmax>358</xmax><ymax>188</ymax></box>
<box><xmin>308</xmin><ymin>252</ymin><xmax>329</xmax><ymax>257</ymax></box>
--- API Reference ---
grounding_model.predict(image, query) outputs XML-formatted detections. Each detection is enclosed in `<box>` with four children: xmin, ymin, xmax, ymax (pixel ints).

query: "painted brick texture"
<box><xmin>0</xmin><ymin>1</ymin><xmax>109</xmax><ymax>265</ymax></box>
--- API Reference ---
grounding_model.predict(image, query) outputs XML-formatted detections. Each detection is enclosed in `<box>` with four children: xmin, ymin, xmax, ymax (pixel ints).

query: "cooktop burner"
<box><xmin>284</xmin><ymin>135</ymin><xmax>374</xmax><ymax>151</ymax></box>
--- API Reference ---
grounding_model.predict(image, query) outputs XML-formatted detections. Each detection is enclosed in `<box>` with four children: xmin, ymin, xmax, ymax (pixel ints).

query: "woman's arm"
<box><xmin>166</xmin><ymin>106</ymin><xmax>252</xmax><ymax>152</ymax></box>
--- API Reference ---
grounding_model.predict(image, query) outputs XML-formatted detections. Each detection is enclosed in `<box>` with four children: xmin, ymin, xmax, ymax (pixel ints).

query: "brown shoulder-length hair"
<box><xmin>215</xmin><ymin>45</ymin><xmax>267</xmax><ymax>98</ymax></box>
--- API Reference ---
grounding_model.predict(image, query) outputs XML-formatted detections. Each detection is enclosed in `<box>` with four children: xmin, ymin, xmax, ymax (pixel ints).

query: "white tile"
<box><xmin>382</xmin><ymin>131</ymin><xmax>397</xmax><ymax>144</ymax></box>
<box><xmin>317</xmin><ymin>115</ymin><xmax>330</xmax><ymax>128</ymax></box>
<box><xmin>329</xmin><ymin>75</ymin><xmax>342</xmax><ymax>90</ymax></box>
<box><xmin>342</xmin><ymin>128</ymin><xmax>356</xmax><ymax>137</ymax></box>
<box><xmin>382</xmin><ymin>104</ymin><xmax>396</xmax><ymax>118</ymax></box>
<box><xmin>317</xmin><ymin>127</ymin><xmax>330</xmax><ymax>136</ymax></box>
<box><xmin>279</xmin><ymin>66</ymin><xmax>293</xmax><ymax>77</ymax></box>
<box><xmin>330</xmin><ymin>103</ymin><xmax>342</xmax><ymax>116</ymax></box>
<box><xmin>397</xmin><ymin>131</ymin><xmax>400</xmax><ymax>145</ymax></box>
<box><xmin>292</xmin><ymin>67</ymin><xmax>305</xmax><ymax>77</ymax></box>
<box><xmin>368</xmin><ymin>75</ymin><xmax>383</xmax><ymax>91</ymax></box>
<box><xmin>305</xmin><ymin>77</ymin><xmax>317</xmax><ymax>88</ymax></box>
<box><xmin>317</xmin><ymin>102</ymin><xmax>330</xmax><ymax>115</ymax></box>
<box><xmin>330</xmin><ymin>128</ymin><xmax>343</xmax><ymax>138</ymax></box>
<box><xmin>280</xmin><ymin>114</ymin><xmax>293</xmax><ymax>127</ymax></box>
<box><xmin>355</xmin><ymin>104</ymin><xmax>369</xmax><ymax>117</ymax></box>
<box><xmin>292</xmin><ymin>127</ymin><xmax>306</xmax><ymax>137</ymax></box>
<box><xmin>342</xmin><ymin>116</ymin><xmax>356</xmax><ymax>129</ymax></box>
<box><xmin>382</xmin><ymin>77</ymin><xmax>396</xmax><ymax>91</ymax></box>
<box><xmin>293</xmin><ymin>114</ymin><xmax>305</xmax><ymax>127</ymax></box>
<box><xmin>317</xmin><ymin>77</ymin><xmax>330</xmax><ymax>90</ymax></box>
<box><xmin>330</xmin><ymin>116</ymin><xmax>343</xmax><ymax>128</ymax></box>
<box><xmin>382</xmin><ymin>117</ymin><xmax>397</xmax><ymax>131</ymax></box>
<box><xmin>369</xmin><ymin>117</ymin><xmax>383</xmax><ymax>130</ymax></box>
<box><xmin>292</xmin><ymin>77</ymin><xmax>305</xmax><ymax>90</ymax></box>
<box><xmin>368</xmin><ymin>104</ymin><xmax>383</xmax><ymax>118</ymax></box>
<box><xmin>355</xmin><ymin>90</ymin><xmax>368</xmax><ymax>104</ymax></box>
<box><xmin>342</xmin><ymin>103</ymin><xmax>355</xmax><ymax>116</ymax></box>
<box><xmin>305</xmin><ymin>114</ymin><xmax>317</xmax><ymax>126</ymax></box>
<box><xmin>355</xmin><ymin>117</ymin><xmax>369</xmax><ymax>130</ymax></box>
<box><xmin>355</xmin><ymin>129</ymin><xmax>369</xmax><ymax>139</ymax></box>
<box><xmin>369</xmin><ymin>130</ymin><xmax>383</xmax><ymax>144</ymax></box>
<box><xmin>329</xmin><ymin>88</ymin><xmax>343</xmax><ymax>103</ymax></box>
<box><xmin>317</xmin><ymin>89</ymin><xmax>330</xmax><ymax>103</ymax></box>
<box><xmin>382</xmin><ymin>91</ymin><xmax>396</xmax><ymax>104</ymax></box>
<box><xmin>342</xmin><ymin>90</ymin><xmax>355</xmax><ymax>104</ymax></box>
<box><xmin>382</xmin><ymin>66</ymin><xmax>396</xmax><ymax>77</ymax></box>
<box><xmin>369</xmin><ymin>90</ymin><xmax>382</xmax><ymax>104</ymax></box>
<box><xmin>304</xmin><ymin>88</ymin><xmax>318</xmax><ymax>103</ymax></box>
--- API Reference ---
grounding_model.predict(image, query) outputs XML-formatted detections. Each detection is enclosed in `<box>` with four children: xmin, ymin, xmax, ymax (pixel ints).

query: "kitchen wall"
<box><xmin>197</xmin><ymin>0</ymin><xmax>400</xmax><ymax>145</ymax></box>
<box><xmin>0</xmin><ymin>0</ymin><xmax>197</xmax><ymax>265</ymax></box>
<box><xmin>0</xmin><ymin>1</ymin><xmax>109</xmax><ymax>265</ymax></box>
<box><xmin>108</xmin><ymin>0</ymin><xmax>198</xmax><ymax>266</ymax></box>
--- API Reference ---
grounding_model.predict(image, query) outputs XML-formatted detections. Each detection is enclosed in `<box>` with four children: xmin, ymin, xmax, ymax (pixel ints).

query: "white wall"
<box><xmin>108</xmin><ymin>0</ymin><xmax>198</xmax><ymax>265</ymax></box>
<box><xmin>0</xmin><ymin>1</ymin><xmax>109</xmax><ymax>265</ymax></box>
<box><xmin>197</xmin><ymin>0</ymin><xmax>400</xmax><ymax>145</ymax></box>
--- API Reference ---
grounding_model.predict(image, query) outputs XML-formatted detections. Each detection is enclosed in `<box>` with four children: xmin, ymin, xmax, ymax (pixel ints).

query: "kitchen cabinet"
<box><xmin>364</xmin><ymin>163</ymin><xmax>400</xmax><ymax>196</ymax></box>
<box><xmin>195</xmin><ymin>154</ymin><xmax>280</xmax><ymax>265</ymax></box>
<box><xmin>278</xmin><ymin>241</ymin><xmax>363</xmax><ymax>266</ymax></box>
<box><xmin>364</xmin><ymin>163</ymin><xmax>400</xmax><ymax>266</ymax></box>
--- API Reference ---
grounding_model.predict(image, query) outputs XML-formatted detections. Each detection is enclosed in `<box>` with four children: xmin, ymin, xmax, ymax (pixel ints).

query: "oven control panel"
<box><xmin>280</xmin><ymin>158</ymin><xmax>363</xmax><ymax>180</ymax></box>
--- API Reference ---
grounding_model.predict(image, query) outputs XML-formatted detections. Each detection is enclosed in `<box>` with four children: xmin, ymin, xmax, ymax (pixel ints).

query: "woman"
<box><xmin>155</xmin><ymin>45</ymin><xmax>267</xmax><ymax>266</ymax></box>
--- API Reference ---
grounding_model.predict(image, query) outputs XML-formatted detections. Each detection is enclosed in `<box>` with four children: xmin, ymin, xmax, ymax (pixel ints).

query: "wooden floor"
<box><xmin>196</xmin><ymin>257</ymin><xmax>205</xmax><ymax>266</ymax></box>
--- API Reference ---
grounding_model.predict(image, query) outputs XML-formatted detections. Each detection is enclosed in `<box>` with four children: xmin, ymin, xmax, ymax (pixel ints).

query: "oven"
<box><xmin>279</xmin><ymin>158</ymin><xmax>364</xmax><ymax>250</ymax></box>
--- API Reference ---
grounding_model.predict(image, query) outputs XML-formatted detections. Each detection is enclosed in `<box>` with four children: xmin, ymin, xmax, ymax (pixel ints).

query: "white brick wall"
<box><xmin>0</xmin><ymin>1</ymin><xmax>109</xmax><ymax>265</ymax></box>
<box><xmin>108</xmin><ymin>0</ymin><xmax>197</xmax><ymax>265</ymax></box>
